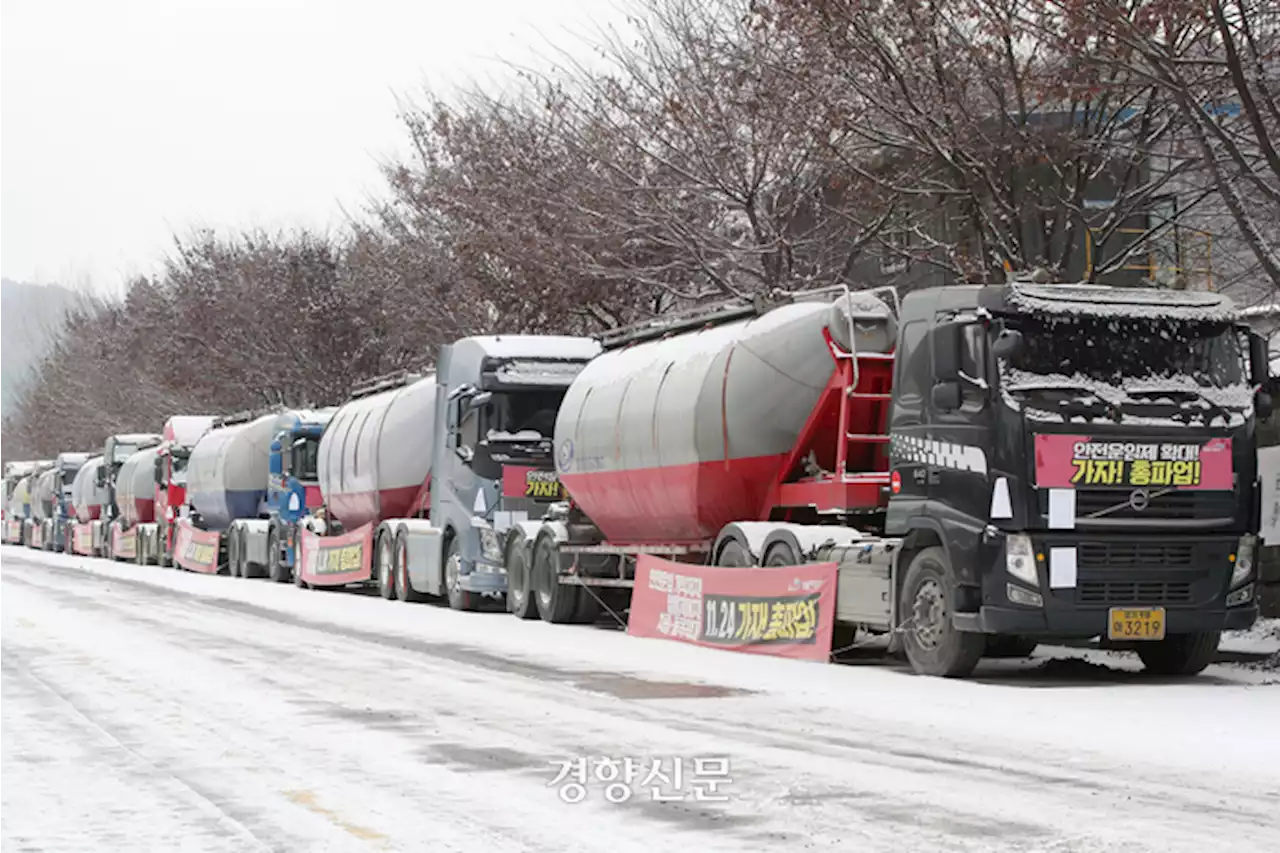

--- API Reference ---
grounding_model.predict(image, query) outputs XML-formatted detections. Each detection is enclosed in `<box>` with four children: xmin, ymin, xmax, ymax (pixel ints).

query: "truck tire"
<box><xmin>573</xmin><ymin>588</ymin><xmax>601</xmax><ymax>624</ymax></box>
<box><xmin>716</xmin><ymin>539</ymin><xmax>754</xmax><ymax>567</ymax></box>
<box><xmin>533</xmin><ymin>534</ymin><xmax>578</xmax><ymax>623</ymax></box>
<box><xmin>376</xmin><ymin>531</ymin><xmax>396</xmax><ymax>600</ymax></box>
<box><xmin>241</xmin><ymin>529</ymin><xmax>261</xmax><ymax>579</ymax></box>
<box><xmin>267</xmin><ymin>527</ymin><xmax>289</xmax><ymax>583</ymax></box>
<box><xmin>228</xmin><ymin>528</ymin><xmax>242</xmax><ymax>577</ymax></box>
<box><xmin>506</xmin><ymin>532</ymin><xmax>537</xmax><ymax>619</ymax></box>
<box><xmin>1136</xmin><ymin>631</ymin><xmax>1220</xmax><ymax>676</ymax></box>
<box><xmin>900</xmin><ymin>547</ymin><xmax>985</xmax><ymax>678</ymax></box>
<box><xmin>763</xmin><ymin>540</ymin><xmax>800</xmax><ymax>567</ymax></box>
<box><xmin>444</xmin><ymin>536</ymin><xmax>476</xmax><ymax>611</ymax></box>
<box><xmin>394</xmin><ymin>532</ymin><xmax>426</xmax><ymax>603</ymax></box>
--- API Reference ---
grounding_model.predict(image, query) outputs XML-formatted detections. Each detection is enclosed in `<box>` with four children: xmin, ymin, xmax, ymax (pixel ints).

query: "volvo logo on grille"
<box><xmin>1128</xmin><ymin>489</ymin><xmax>1151</xmax><ymax>512</ymax></box>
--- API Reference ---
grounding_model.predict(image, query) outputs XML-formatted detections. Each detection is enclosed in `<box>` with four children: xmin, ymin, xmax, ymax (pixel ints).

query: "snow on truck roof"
<box><xmin>1007</xmin><ymin>283</ymin><xmax>1238</xmax><ymax>322</ymax></box>
<box><xmin>461</xmin><ymin>335</ymin><xmax>602</xmax><ymax>361</ymax></box>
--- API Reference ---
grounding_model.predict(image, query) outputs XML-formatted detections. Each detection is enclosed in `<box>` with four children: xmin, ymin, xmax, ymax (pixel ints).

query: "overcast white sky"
<box><xmin>1</xmin><ymin>0</ymin><xmax>615</xmax><ymax>294</ymax></box>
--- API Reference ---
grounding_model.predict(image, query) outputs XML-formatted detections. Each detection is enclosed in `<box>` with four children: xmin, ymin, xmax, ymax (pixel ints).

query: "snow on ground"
<box><xmin>1223</xmin><ymin>617</ymin><xmax>1280</xmax><ymax>655</ymax></box>
<box><xmin>3</xmin><ymin>547</ymin><xmax>1279</xmax><ymax>853</ymax></box>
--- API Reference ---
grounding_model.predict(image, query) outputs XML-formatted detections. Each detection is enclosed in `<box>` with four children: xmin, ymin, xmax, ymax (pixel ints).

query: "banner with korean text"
<box><xmin>298</xmin><ymin>524</ymin><xmax>374</xmax><ymax>586</ymax></box>
<box><xmin>173</xmin><ymin>519</ymin><xmax>221</xmax><ymax>573</ymax></box>
<box><xmin>1035</xmin><ymin>435</ymin><xmax>1233</xmax><ymax>490</ymax></box>
<box><xmin>628</xmin><ymin>555</ymin><xmax>838</xmax><ymax>662</ymax></box>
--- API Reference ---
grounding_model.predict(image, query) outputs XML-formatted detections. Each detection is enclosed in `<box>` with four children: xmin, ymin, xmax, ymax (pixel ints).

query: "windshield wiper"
<box><xmin>1126</xmin><ymin>388</ymin><xmax>1230</xmax><ymax>425</ymax></box>
<box><xmin>1006</xmin><ymin>383</ymin><xmax>1122</xmax><ymax>422</ymax></box>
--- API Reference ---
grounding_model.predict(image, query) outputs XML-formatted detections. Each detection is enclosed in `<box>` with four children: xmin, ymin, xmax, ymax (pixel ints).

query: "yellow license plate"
<box><xmin>1107</xmin><ymin>607</ymin><xmax>1166</xmax><ymax>641</ymax></box>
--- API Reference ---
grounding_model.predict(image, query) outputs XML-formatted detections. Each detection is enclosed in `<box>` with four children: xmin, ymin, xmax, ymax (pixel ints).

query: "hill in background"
<box><xmin>2</xmin><ymin>278</ymin><xmax>83</xmax><ymax>417</ymax></box>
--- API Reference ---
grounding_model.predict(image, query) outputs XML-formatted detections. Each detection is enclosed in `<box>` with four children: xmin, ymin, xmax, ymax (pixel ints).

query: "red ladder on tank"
<box><xmin>769</xmin><ymin>294</ymin><xmax>896</xmax><ymax>517</ymax></box>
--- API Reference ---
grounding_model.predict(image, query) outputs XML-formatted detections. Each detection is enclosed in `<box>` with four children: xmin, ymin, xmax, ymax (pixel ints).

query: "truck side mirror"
<box><xmin>992</xmin><ymin>329</ymin><xmax>1024</xmax><ymax>361</ymax></box>
<box><xmin>932</xmin><ymin>323</ymin><xmax>962</xmax><ymax>381</ymax></box>
<box><xmin>153</xmin><ymin>456</ymin><xmax>165</xmax><ymax>483</ymax></box>
<box><xmin>1256</xmin><ymin>391</ymin><xmax>1274</xmax><ymax>421</ymax></box>
<box><xmin>931</xmin><ymin>380</ymin><xmax>962</xmax><ymax>412</ymax></box>
<box><xmin>1249</xmin><ymin>332</ymin><xmax>1270</xmax><ymax>387</ymax></box>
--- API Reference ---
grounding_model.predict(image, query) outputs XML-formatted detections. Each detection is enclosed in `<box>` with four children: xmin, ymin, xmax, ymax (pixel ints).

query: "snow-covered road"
<box><xmin>3</xmin><ymin>549</ymin><xmax>1278</xmax><ymax>853</ymax></box>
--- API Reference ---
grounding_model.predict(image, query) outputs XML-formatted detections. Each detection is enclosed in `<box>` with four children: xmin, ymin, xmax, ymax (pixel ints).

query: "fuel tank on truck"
<box><xmin>186</xmin><ymin>412</ymin><xmax>281</xmax><ymax>531</ymax></box>
<box><xmin>31</xmin><ymin>469</ymin><xmax>57</xmax><ymax>521</ymax></box>
<box><xmin>317</xmin><ymin>372</ymin><xmax>438</xmax><ymax>530</ymax></box>
<box><xmin>555</xmin><ymin>293</ymin><xmax>897</xmax><ymax>545</ymax></box>
<box><xmin>115</xmin><ymin>445</ymin><xmax>162</xmax><ymax>526</ymax></box>
<box><xmin>71</xmin><ymin>457</ymin><xmax>108</xmax><ymax>522</ymax></box>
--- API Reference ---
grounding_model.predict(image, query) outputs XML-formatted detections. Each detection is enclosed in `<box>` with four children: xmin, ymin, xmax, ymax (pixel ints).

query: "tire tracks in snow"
<box><xmin>5</xmin><ymin>556</ymin><xmax>1279</xmax><ymax>852</ymax></box>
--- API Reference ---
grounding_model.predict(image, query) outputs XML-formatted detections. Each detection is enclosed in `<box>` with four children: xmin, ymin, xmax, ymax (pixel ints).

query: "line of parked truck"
<box><xmin>2</xmin><ymin>281</ymin><xmax>1272</xmax><ymax>678</ymax></box>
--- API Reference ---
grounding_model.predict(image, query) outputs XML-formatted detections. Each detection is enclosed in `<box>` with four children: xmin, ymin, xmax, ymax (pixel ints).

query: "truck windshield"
<box><xmin>486</xmin><ymin>390</ymin><xmax>562</xmax><ymax>441</ymax></box>
<box><xmin>999</xmin><ymin>314</ymin><xmax>1246</xmax><ymax>389</ymax></box>
<box><xmin>113</xmin><ymin>445</ymin><xmax>139</xmax><ymax>463</ymax></box>
<box><xmin>291</xmin><ymin>437</ymin><xmax>321</xmax><ymax>483</ymax></box>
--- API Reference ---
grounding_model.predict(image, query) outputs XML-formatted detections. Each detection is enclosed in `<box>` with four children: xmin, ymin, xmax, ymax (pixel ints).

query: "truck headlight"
<box><xmin>1005</xmin><ymin>533</ymin><xmax>1038</xmax><ymax>586</ymax></box>
<box><xmin>477</xmin><ymin>526</ymin><xmax>503</xmax><ymax>563</ymax></box>
<box><xmin>1231</xmin><ymin>534</ymin><xmax>1256</xmax><ymax>588</ymax></box>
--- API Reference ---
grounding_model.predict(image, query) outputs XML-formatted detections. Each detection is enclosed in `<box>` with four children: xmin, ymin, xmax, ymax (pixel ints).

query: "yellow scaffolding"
<box><xmin>1085</xmin><ymin>226</ymin><xmax>1215</xmax><ymax>290</ymax></box>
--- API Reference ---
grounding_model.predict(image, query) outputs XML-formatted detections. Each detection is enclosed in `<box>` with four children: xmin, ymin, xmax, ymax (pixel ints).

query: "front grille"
<box><xmin>1078</xmin><ymin>581</ymin><xmax>1193</xmax><ymax>605</ymax></box>
<box><xmin>1077</xmin><ymin>541</ymin><xmax>1196</xmax><ymax>570</ymax></box>
<box><xmin>1069</xmin><ymin>489</ymin><xmax>1235</xmax><ymax>523</ymax></box>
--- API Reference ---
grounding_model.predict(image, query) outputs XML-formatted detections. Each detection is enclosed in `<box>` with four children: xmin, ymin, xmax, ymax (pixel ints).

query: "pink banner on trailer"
<box><xmin>73</xmin><ymin>523</ymin><xmax>96</xmax><ymax>555</ymax></box>
<box><xmin>4</xmin><ymin>520</ymin><xmax>22</xmax><ymax>543</ymax></box>
<box><xmin>173</xmin><ymin>519</ymin><xmax>221</xmax><ymax>573</ymax></box>
<box><xmin>112</xmin><ymin>525</ymin><xmax>137</xmax><ymax>560</ymax></box>
<box><xmin>28</xmin><ymin>525</ymin><xmax>44</xmax><ymax>550</ymax></box>
<box><xmin>628</xmin><ymin>555</ymin><xmax>839</xmax><ymax>662</ymax></box>
<box><xmin>298</xmin><ymin>524</ymin><xmax>374</xmax><ymax>587</ymax></box>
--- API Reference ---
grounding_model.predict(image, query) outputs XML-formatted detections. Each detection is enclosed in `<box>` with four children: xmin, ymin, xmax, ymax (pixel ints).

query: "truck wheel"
<box><xmin>228</xmin><ymin>528</ymin><xmax>242</xmax><ymax>577</ymax></box>
<box><xmin>506</xmin><ymin>532</ymin><xmax>537</xmax><ymax>619</ymax></box>
<box><xmin>716</xmin><ymin>539</ymin><xmax>754</xmax><ymax>567</ymax></box>
<box><xmin>376</xmin><ymin>531</ymin><xmax>396</xmax><ymax>600</ymax></box>
<box><xmin>900</xmin><ymin>547</ymin><xmax>985</xmax><ymax>678</ymax></box>
<box><xmin>444</xmin><ymin>536</ymin><xmax>475</xmax><ymax>611</ymax></box>
<box><xmin>1136</xmin><ymin>631</ymin><xmax>1221</xmax><ymax>676</ymax></box>
<box><xmin>763</xmin><ymin>540</ymin><xmax>799</xmax><ymax>567</ymax></box>
<box><xmin>573</xmin><ymin>588</ymin><xmax>601</xmax><ymax>624</ymax></box>
<box><xmin>984</xmin><ymin>636</ymin><xmax>1039</xmax><ymax>658</ymax></box>
<box><xmin>395</xmin><ymin>532</ymin><xmax>426</xmax><ymax>603</ymax></box>
<box><xmin>242</xmin><ymin>529</ymin><xmax>261</xmax><ymax>578</ymax></box>
<box><xmin>267</xmin><ymin>527</ymin><xmax>289</xmax><ymax>583</ymax></box>
<box><xmin>533</xmin><ymin>535</ymin><xmax>578</xmax><ymax>623</ymax></box>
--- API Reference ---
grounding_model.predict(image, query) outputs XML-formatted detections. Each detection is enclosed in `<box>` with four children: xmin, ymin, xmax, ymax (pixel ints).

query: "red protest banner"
<box><xmin>112</xmin><ymin>525</ymin><xmax>137</xmax><ymax>560</ymax></box>
<box><xmin>1034</xmin><ymin>434</ymin><xmax>1232</xmax><ymax>490</ymax></box>
<box><xmin>627</xmin><ymin>555</ymin><xmax>838</xmax><ymax>662</ymax></box>
<box><xmin>29</xmin><ymin>524</ymin><xmax>45</xmax><ymax>550</ymax></box>
<box><xmin>72</xmin><ymin>523</ymin><xmax>96</xmax><ymax>556</ymax></box>
<box><xmin>298</xmin><ymin>524</ymin><xmax>374</xmax><ymax>587</ymax></box>
<box><xmin>173</xmin><ymin>519</ymin><xmax>221</xmax><ymax>574</ymax></box>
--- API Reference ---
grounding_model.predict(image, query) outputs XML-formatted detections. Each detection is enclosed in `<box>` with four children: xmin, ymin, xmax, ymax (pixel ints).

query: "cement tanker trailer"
<box><xmin>26</xmin><ymin>468</ymin><xmax>57</xmax><ymax>550</ymax></box>
<box><xmin>69</xmin><ymin>456</ymin><xmax>109</xmax><ymax>555</ymax></box>
<box><xmin>3</xmin><ymin>461</ymin><xmax>46</xmax><ymax>544</ymax></box>
<box><xmin>506</xmin><ymin>288</ymin><xmax>895</xmax><ymax>622</ymax></box>
<box><xmin>518</xmin><ymin>282</ymin><xmax>1271</xmax><ymax>678</ymax></box>
<box><xmin>179</xmin><ymin>408</ymin><xmax>332</xmax><ymax>576</ymax></box>
<box><xmin>300</xmin><ymin>335</ymin><xmax>599</xmax><ymax>607</ymax></box>
<box><xmin>49</xmin><ymin>452</ymin><xmax>90</xmax><ymax>552</ymax></box>
<box><xmin>107</xmin><ymin>445</ymin><xmax>163</xmax><ymax>563</ymax></box>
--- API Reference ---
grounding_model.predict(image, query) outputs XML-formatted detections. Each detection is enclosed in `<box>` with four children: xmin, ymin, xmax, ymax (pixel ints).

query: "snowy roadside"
<box><xmin>6</xmin><ymin>547</ymin><xmax>1278</xmax><ymax>782</ymax></box>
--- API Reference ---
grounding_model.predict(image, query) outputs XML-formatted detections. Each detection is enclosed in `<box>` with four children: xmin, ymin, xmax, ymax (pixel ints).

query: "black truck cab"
<box><xmin>886</xmin><ymin>283</ymin><xmax>1264</xmax><ymax>676</ymax></box>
